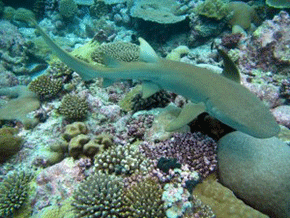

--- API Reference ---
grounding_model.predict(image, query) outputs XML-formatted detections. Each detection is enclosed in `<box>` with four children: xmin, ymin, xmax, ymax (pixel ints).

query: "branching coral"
<box><xmin>94</xmin><ymin>144</ymin><xmax>153</xmax><ymax>175</ymax></box>
<box><xmin>28</xmin><ymin>74</ymin><xmax>62</xmax><ymax>100</ymax></box>
<box><xmin>72</xmin><ymin>171</ymin><xmax>132</xmax><ymax>217</ymax></box>
<box><xmin>57</xmin><ymin>94</ymin><xmax>89</xmax><ymax>121</ymax></box>
<box><xmin>124</xmin><ymin>177</ymin><xmax>166</xmax><ymax>217</ymax></box>
<box><xmin>140</xmin><ymin>132</ymin><xmax>217</xmax><ymax>178</ymax></box>
<box><xmin>0</xmin><ymin>169</ymin><xmax>34</xmax><ymax>217</ymax></box>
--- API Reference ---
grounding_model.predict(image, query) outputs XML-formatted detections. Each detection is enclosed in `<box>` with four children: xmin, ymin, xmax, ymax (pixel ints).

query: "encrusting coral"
<box><xmin>57</xmin><ymin>94</ymin><xmax>89</xmax><ymax>121</ymax></box>
<box><xmin>192</xmin><ymin>173</ymin><xmax>269</xmax><ymax>218</ymax></box>
<box><xmin>0</xmin><ymin>127</ymin><xmax>23</xmax><ymax>163</ymax></box>
<box><xmin>28</xmin><ymin>74</ymin><xmax>62</xmax><ymax>100</ymax></box>
<box><xmin>0</xmin><ymin>169</ymin><xmax>34</xmax><ymax>217</ymax></box>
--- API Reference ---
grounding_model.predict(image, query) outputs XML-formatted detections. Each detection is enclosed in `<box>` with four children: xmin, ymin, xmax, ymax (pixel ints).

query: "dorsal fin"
<box><xmin>138</xmin><ymin>37</ymin><xmax>159</xmax><ymax>63</ymax></box>
<box><xmin>218</xmin><ymin>48</ymin><xmax>241</xmax><ymax>83</ymax></box>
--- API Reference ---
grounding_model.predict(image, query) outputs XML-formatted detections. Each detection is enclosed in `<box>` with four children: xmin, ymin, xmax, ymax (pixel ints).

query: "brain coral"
<box><xmin>72</xmin><ymin>171</ymin><xmax>132</xmax><ymax>217</ymax></box>
<box><xmin>91</xmin><ymin>42</ymin><xmax>140</xmax><ymax>64</ymax></box>
<box><xmin>0</xmin><ymin>170</ymin><xmax>34</xmax><ymax>217</ymax></box>
<box><xmin>57</xmin><ymin>94</ymin><xmax>89</xmax><ymax>120</ymax></box>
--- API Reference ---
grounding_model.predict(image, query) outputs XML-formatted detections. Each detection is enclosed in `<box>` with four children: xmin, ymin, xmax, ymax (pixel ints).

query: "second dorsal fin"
<box><xmin>218</xmin><ymin>48</ymin><xmax>240</xmax><ymax>83</ymax></box>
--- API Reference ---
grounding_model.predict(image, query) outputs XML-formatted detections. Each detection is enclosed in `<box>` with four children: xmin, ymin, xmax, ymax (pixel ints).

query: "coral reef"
<box><xmin>124</xmin><ymin>177</ymin><xmax>166</xmax><ymax>217</ymax></box>
<box><xmin>28</xmin><ymin>74</ymin><xmax>62</xmax><ymax>100</ymax></box>
<box><xmin>57</xmin><ymin>94</ymin><xmax>89</xmax><ymax>121</ymax></box>
<box><xmin>0</xmin><ymin>169</ymin><xmax>34</xmax><ymax>217</ymax></box>
<box><xmin>239</xmin><ymin>11</ymin><xmax>290</xmax><ymax>74</ymax></box>
<box><xmin>62</xmin><ymin>121</ymin><xmax>88</xmax><ymax>141</ymax></box>
<box><xmin>140</xmin><ymin>132</ymin><xmax>217</xmax><ymax>178</ymax></box>
<box><xmin>72</xmin><ymin>171</ymin><xmax>132</xmax><ymax>217</ymax></box>
<box><xmin>33</xmin><ymin>158</ymin><xmax>85</xmax><ymax>211</ymax></box>
<box><xmin>218</xmin><ymin>131</ymin><xmax>290</xmax><ymax>218</ymax></box>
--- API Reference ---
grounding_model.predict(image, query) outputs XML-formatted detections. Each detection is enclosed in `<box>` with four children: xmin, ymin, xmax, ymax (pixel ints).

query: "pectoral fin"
<box><xmin>142</xmin><ymin>81</ymin><xmax>161</xmax><ymax>98</ymax></box>
<box><xmin>166</xmin><ymin>102</ymin><xmax>206</xmax><ymax>132</ymax></box>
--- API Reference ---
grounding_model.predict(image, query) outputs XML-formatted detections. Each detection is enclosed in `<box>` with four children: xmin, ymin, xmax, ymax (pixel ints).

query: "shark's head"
<box><xmin>205</xmin><ymin>82</ymin><xmax>280</xmax><ymax>139</ymax></box>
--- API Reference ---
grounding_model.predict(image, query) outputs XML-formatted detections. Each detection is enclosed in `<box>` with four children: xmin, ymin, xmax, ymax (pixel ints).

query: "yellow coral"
<box><xmin>193</xmin><ymin>174</ymin><xmax>269</xmax><ymax>218</ymax></box>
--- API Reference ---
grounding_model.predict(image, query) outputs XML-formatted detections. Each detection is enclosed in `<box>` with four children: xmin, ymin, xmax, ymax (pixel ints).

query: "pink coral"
<box><xmin>140</xmin><ymin>132</ymin><xmax>217</xmax><ymax>178</ymax></box>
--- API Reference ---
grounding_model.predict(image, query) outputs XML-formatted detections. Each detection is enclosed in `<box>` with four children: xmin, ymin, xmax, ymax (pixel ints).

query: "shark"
<box><xmin>32</xmin><ymin>21</ymin><xmax>280</xmax><ymax>139</ymax></box>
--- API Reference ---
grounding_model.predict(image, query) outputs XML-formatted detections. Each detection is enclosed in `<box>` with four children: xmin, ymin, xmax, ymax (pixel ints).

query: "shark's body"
<box><xmin>34</xmin><ymin>22</ymin><xmax>280</xmax><ymax>138</ymax></box>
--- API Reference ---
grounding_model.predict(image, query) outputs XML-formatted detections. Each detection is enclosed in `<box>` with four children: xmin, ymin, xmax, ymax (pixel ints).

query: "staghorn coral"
<box><xmin>140</xmin><ymin>132</ymin><xmax>217</xmax><ymax>178</ymax></box>
<box><xmin>58</xmin><ymin>0</ymin><xmax>78</xmax><ymax>20</ymax></box>
<box><xmin>28</xmin><ymin>74</ymin><xmax>62</xmax><ymax>100</ymax></box>
<box><xmin>57</xmin><ymin>94</ymin><xmax>89</xmax><ymax>121</ymax></box>
<box><xmin>91</xmin><ymin>42</ymin><xmax>140</xmax><ymax>64</ymax></box>
<box><xmin>72</xmin><ymin>171</ymin><xmax>132</xmax><ymax>217</ymax></box>
<box><xmin>124</xmin><ymin>177</ymin><xmax>166</xmax><ymax>217</ymax></box>
<box><xmin>94</xmin><ymin>144</ymin><xmax>153</xmax><ymax>176</ymax></box>
<box><xmin>0</xmin><ymin>169</ymin><xmax>34</xmax><ymax>217</ymax></box>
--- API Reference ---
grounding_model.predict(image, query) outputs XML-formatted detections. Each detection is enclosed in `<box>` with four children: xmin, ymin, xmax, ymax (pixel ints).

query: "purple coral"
<box><xmin>140</xmin><ymin>132</ymin><xmax>217</xmax><ymax>178</ymax></box>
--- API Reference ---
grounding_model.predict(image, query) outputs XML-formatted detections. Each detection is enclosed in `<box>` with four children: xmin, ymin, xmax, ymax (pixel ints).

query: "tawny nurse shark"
<box><xmin>32</xmin><ymin>21</ymin><xmax>280</xmax><ymax>138</ymax></box>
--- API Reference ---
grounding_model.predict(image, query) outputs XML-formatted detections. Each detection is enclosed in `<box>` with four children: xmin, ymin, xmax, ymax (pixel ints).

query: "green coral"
<box><xmin>72</xmin><ymin>171</ymin><xmax>132</xmax><ymax>217</ymax></box>
<box><xmin>59</xmin><ymin>0</ymin><xmax>78</xmax><ymax>19</ymax></box>
<box><xmin>0</xmin><ymin>127</ymin><xmax>23</xmax><ymax>163</ymax></box>
<box><xmin>195</xmin><ymin>0</ymin><xmax>230</xmax><ymax>20</ymax></box>
<box><xmin>28</xmin><ymin>74</ymin><xmax>62</xmax><ymax>100</ymax></box>
<box><xmin>57</xmin><ymin>94</ymin><xmax>89</xmax><ymax>120</ymax></box>
<box><xmin>91</xmin><ymin>42</ymin><xmax>140</xmax><ymax>64</ymax></box>
<box><xmin>0</xmin><ymin>170</ymin><xmax>34</xmax><ymax>217</ymax></box>
<box><xmin>124</xmin><ymin>177</ymin><xmax>166</xmax><ymax>217</ymax></box>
